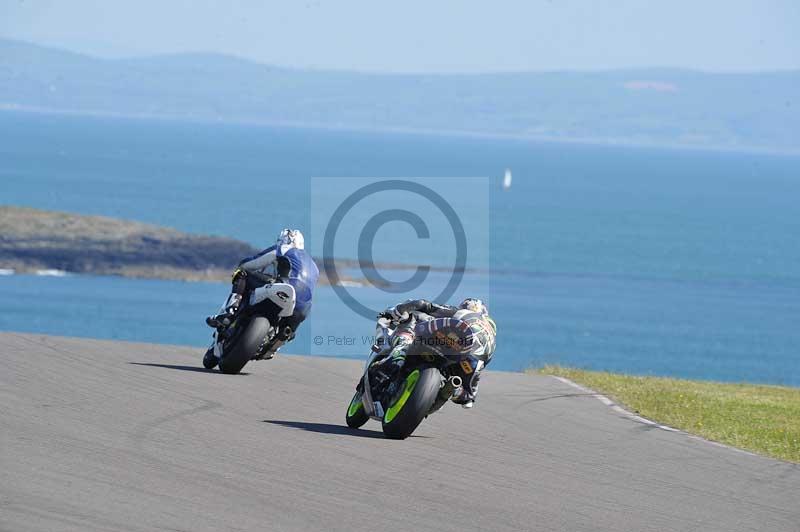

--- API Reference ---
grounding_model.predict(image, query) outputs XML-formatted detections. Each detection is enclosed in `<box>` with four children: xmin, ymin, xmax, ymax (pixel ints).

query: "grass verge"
<box><xmin>537</xmin><ymin>366</ymin><xmax>800</xmax><ymax>463</ymax></box>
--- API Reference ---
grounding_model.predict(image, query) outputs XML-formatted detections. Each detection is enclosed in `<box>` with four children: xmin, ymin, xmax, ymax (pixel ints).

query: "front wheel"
<box><xmin>345</xmin><ymin>390</ymin><xmax>369</xmax><ymax>428</ymax></box>
<box><xmin>218</xmin><ymin>316</ymin><xmax>272</xmax><ymax>374</ymax></box>
<box><xmin>381</xmin><ymin>366</ymin><xmax>442</xmax><ymax>440</ymax></box>
<box><xmin>202</xmin><ymin>347</ymin><xmax>219</xmax><ymax>369</ymax></box>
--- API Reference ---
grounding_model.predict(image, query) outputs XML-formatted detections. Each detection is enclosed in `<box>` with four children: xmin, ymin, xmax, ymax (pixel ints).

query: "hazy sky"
<box><xmin>2</xmin><ymin>0</ymin><xmax>799</xmax><ymax>73</ymax></box>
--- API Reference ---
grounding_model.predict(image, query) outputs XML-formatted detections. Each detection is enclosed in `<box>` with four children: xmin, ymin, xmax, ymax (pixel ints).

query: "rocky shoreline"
<box><xmin>0</xmin><ymin>206</ymin><xmax>360</xmax><ymax>285</ymax></box>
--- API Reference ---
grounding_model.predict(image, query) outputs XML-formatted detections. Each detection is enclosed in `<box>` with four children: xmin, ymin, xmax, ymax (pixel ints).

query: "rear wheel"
<box><xmin>218</xmin><ymin>317</ymin><xmax>272</xmax><ymax>374</ymax></box>
<box><xmin>381</xmin><ymin>366</ymin><xmax>441</xmax><ymax>439</ymax></box>
<box><xmin>345</xmin><ymin>390</ymin><xmax>369</xmax><ymax>428</ymax></box>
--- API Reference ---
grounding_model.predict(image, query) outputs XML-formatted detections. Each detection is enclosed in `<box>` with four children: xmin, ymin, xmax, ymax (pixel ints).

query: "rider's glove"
<box><xmin>386</xmin><ymin>306</ymin><xmax>410</xmax><ymax>322</ymax></box>
<box><xmin>231</xmin><ymin>268</ymin><xmax>247</xmax><ymax>284</ymax></box>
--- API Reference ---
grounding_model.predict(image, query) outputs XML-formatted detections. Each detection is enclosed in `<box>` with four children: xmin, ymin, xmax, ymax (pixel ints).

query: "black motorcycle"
<box><xmin>345</xmin><ymin>312</ymin><xmax>487</xmax><ymax>439</ymax></box>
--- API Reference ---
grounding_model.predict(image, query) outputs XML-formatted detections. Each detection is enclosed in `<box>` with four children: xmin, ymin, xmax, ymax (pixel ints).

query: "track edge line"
<box><xmin>548</xmin><ymin>375</ymin><xmax>764</xmax><ymax>459</ymax></box>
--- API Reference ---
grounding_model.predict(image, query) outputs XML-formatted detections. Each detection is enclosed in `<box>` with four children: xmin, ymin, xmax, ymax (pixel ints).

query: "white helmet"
<box><xmin>459</xmin><ymin>298</ymin><xmax>488</xmax><ymax>316</ymax></box>
<box><xmin>277</xmin><ymin>228</ymin><xmax>305</xmax><ymax>252</ymax></box>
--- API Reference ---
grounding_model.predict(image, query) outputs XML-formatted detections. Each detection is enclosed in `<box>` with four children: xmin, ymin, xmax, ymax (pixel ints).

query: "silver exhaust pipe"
<box><xmin>449</xmin><ymin>375</ymin><xmax>462</xmax><ymax>388</ymax></box>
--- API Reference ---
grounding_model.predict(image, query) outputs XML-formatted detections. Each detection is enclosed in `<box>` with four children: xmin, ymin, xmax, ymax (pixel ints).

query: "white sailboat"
<box><xmin>502</xmin><ymin>168</ymin><xmax>512</xmax><ymax>190</ymax></box>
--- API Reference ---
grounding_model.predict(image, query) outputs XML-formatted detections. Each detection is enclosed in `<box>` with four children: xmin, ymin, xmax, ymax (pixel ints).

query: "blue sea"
<box><xmin>2</xmin><ymin>111</ymin><xmax>799</xmax><ymax>385</ymax></box>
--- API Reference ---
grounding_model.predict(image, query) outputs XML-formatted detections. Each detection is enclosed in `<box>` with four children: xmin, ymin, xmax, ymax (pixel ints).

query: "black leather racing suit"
<box><xmin>387</xmin><ymin>299</ymin><xmax>496</xmax><ymax>404</ymax></box>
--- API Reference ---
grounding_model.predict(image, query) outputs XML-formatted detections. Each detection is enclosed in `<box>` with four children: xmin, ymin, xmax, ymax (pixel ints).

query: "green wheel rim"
<box><xmin>383</xmin><ymin>369</ymin><xmax>421</xmax><ymax>423</ymax></box>
<box><xmin>348</xmin><ymin>392</ymin><xmax>364</xmax><ymax>417</ymax></box>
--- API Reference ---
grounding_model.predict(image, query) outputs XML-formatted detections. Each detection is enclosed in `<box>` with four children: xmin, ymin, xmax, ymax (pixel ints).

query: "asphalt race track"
<box><xmin>2</xmin><ymin>332</ymin><xmax>798</xmax><ymax>532</ymax></box>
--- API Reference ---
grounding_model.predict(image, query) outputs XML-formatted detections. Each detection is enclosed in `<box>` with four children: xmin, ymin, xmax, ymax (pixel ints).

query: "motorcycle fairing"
<box><xmin>249</xmin><ymin>282</ymin><xmax>296</xmax><ymax>317</ymax></box>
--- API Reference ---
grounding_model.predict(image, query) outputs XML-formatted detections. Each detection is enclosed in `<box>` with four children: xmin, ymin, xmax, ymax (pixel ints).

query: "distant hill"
<box><xmin>1</xmin><ymin>38</ymin><xmax>798</xmax><ymax>152</ymax></box>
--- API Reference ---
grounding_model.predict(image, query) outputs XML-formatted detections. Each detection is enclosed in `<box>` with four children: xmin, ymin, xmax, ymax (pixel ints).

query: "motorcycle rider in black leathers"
<box><xmin>382</xmin><ymin>297</ymin><xmax>496</xmax><ymax>408</ymax></box>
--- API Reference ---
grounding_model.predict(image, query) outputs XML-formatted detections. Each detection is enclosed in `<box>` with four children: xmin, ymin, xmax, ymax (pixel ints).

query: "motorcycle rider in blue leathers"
<box><xmin>204</xmin><ymin>229</ymin><xmax>318</xmax><ymax>367</ymax></box>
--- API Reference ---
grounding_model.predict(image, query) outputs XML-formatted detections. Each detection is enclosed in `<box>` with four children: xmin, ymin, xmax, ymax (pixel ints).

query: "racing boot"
<box><xmin>452</xmin><ymin>372</ymin><xmax>480</xmax><ymax>409</ymax></box>
<box><xmin>451</xmin><ymin>388</ymin><xmax>475</xmax><ymax>409</ymax></box>
<box><xmin>205</xmin><ymin>294</ymin><xmax>242</xmax><ymax>330</ymax></box>
<box><xmin>205</xmin><ymin>311</ymin><xmax>233</xmax><ymax>330</ymax></box>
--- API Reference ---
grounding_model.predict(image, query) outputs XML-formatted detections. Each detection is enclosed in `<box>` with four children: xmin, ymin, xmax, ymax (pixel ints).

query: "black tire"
<box><xmin>345</xmin><ymin>390</ymin><xmax>369</xmax><ymax>428</ymax></box>
<box><xmin>218</xmin><ymin>317</ymin><xmax>271</xmax><ymax>374</ymax></box>
<box><xmin>202</xmin><ymin>347</ymin><xmax>219</xmax><ymax>369</ymax></box>
<box><xmin>381</xmin><ymin>366</ymin><xmax>441</xmax><ymax>440</ymax></box>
